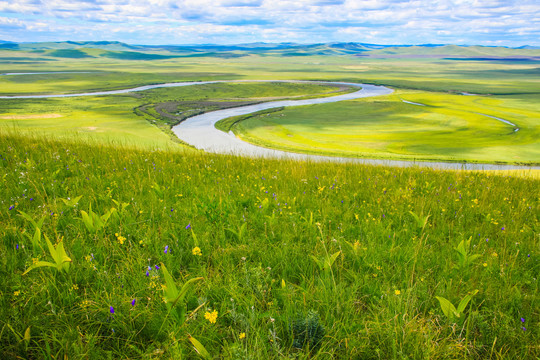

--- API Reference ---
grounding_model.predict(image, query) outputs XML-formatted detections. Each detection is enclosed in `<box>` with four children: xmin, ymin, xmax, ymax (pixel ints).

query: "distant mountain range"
<box><xmin>1</xmin><ymin>40</ymin><xmax>539</xmax><ymax>61</ymax></box>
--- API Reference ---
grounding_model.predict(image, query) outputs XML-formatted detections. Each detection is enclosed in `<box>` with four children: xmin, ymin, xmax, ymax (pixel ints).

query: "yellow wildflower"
<box><xmin>14</xmin><ymin>290</ymin><xmax>20</xmax><ymax>296</ymax></box>
<box><xmin>116</xmin><ymin>233</ymin><xmax>126</xmax><ymax>245</ymax></box>
<box><xmin>239</xmin><ymin>332</ymin><xmax>246</xmax><ymax>339</ymax></box>
<box><xmin>204</xmin><ymin>310</ymin><xmax>218</xmax><ymax>324</ymax></box>
<box><xmin>483</xmin><ymin>262</ymin><xmax>488</xmax><ymax>267</ymax></box>
<box><xmin>394</xmin><ymin>289</ymin><xmax>401</xmax><ymax>295</ymax></box>
<box><xmin>192</xmin><ymin>247</ymin><xmax>202</xmax><ymax>256</ymax></box>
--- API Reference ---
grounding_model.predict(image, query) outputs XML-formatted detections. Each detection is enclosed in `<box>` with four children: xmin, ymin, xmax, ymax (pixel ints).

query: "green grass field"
<box><xmin>230</xmin><ymin>89</ymin><xmax>540</xmax><ymax>164</ymax></box>
<box><xmin>0</xmin><ymin>45</ymin><xmax>539</xmax><ymax>358</ymax></box>
<box><xmin>1</xmin><ymin>133</ymin><xmax>538</xmax><ymax>359</ymax></box>
<box><xmin>0</xmin><ymin>82</ymin><xmax>348</xmax><ymax>149</ymax></box>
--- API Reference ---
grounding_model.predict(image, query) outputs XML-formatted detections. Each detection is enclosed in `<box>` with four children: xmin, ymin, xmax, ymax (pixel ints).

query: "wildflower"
<box><xmin>155</xmin><ymin>264</ymin><xmax>160</xmax><ymax>270</ymax></box>
<box><xmin>192</xmin><ymin>247</ymin><xmax>202</xmax><ymax>256</ymax></box>
<box><xmin>239</xmin><ymin>332</ymin><xmax>246</xmax><ymax>339</ymax></box>
<box><xmin>483</xmin><ymin>262</ymin><xmax>488</xmax><ymax>267</ymax></box>
<box><xmin>501</xmin><ymin>227</ymin><xmax>505</xmax><ymax>231</ymax></box>
<box><xmin>9</xmin><ymin>205</ymin><xmax>14</xmax><ymax>210</ymax></box>
<box><xmin>186</xmin><ymin>223</ymin><xmax>191</xmax><ymax>230</ymax></box>
<box><xmin>110</xmin><ymin>306</ymin><xmax>115</xmax><ymax>314</ymax></box>
<box><xmin>204</xmin><ymin>310</ymin><xmax>218</xmax><ymax>324</ymax></box>
<box><xmin>394</xmin><ymin>290</ymin><xmax>401</xmax><ymax>295</ymax></box>
<box><xmin>521</xmin><ymin>317</ymin><xmax>525</xmax><ymax>323</ymax></box>
<box><xmin>164</xmin><ymin>245</ymin><xmax>169</xmax><ymax>254</ymax></box>
<box><xmin>115</xmin><ymin>233</ymin><xmax>126</xmax><ymax>245</ymax></box>
<box><xmin>492</xmin><ymin>252</ymin><xmax>498</xmax><ymax>257</ymax></box>
<box><xmin>522</xmin><ymin>327</ymin><xmax>526</xmax><ymax>331</ymax></box>
<box><xmin>14</xmin><ymin>290</ymin><xmax>20</xmax><ymax>296</ymax></box>
<box><xmin>131</xmin><ymin>299</ymin><xmax>136</xmax><ymax>306</ymax></box>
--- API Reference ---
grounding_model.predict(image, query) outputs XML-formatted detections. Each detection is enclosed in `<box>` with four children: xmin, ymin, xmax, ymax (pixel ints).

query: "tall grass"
<box><xmin>1</xmin><ymin>132</ymin><xmax>538</xmax><ymax>359</ymax></box>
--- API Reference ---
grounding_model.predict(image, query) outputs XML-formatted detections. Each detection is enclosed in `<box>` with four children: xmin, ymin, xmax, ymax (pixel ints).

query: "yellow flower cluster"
<box><xmin>115</xmin><ymin>233</ymin><xmax>126</xmax><ymax>245</ymax></box>
<box><xmin>192</xmin><ymin>247</ymin><xmax>202</xmax><ymax>256</ymax></box>
<box><xmin>204</xmin><ymin>310</ymin><xmax>218</xmax><ymax>323</ymax></box>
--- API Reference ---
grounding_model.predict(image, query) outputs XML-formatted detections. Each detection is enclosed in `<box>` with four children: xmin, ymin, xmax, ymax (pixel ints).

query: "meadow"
<box><xmin>0</xmin><ymin>44</ymin><xmax>539</xmax><ymax>358</ymax></box>
<box><xmin>228</xmin><ymin>89</ymin><xmax>540</xmax><ymax>164</ymax></box>
<box><xmin>1</xmin><ymin>132</ymin><xmax>538</xmax><ymax>359</ymax></box>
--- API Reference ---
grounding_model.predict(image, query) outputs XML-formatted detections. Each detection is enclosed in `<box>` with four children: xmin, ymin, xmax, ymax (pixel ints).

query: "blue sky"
<box><xmin>1</xmin><ymin>0</ymin><xmax>539</xmax><ymax>46</ymax></box>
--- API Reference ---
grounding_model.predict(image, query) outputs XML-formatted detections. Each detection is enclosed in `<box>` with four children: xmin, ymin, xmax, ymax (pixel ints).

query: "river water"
<box><xmin>1</xmin><ymin>78</ymin><xmax>536</xmax><ymax>170</ymax></box>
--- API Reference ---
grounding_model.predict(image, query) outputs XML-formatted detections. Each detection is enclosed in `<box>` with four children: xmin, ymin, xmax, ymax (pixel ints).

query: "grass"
<box><xmin>0</xmin><ymin>48</ymin><xmax>538</xmax><ymax>358</ymax></box>
<box><xmin>0</xmin><ymin>131</ymin><xmax>538</xmax><ymax>359</ymax></box>
<box><xmin>0</xmin><ymin>82</ymin><xmax>347</xmax><ymax>149</ymax></box>
<box><xmin>229</xmin><ymin>89</ymin><xmax>540</xmax><ymax>164</ymax></box>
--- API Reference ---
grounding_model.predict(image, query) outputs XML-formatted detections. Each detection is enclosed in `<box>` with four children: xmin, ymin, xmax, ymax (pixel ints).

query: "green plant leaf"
<box><xmin>325</xmin><ymin>251</ymin><xmax>341</xmax><ymax>270</ymax></box>
<box><xmin>457</xmin><ymin>290</ymin><xmax>478</xmax><ymax>314</ymax></box>
<box><xmin>60</xmin><ymin>195</ymin><xmax>82</xmax><ymax>207</ymax></box>
<box><xmin>172</xmin><ymin>277</ymin><xmax>204</xmax><ymax>308</ymax></box>
<box><xmin>22</xmin><ymin>261</ymin><xmax>57</xmax><ymax>275</ymax></box>
<box><xmin>80</xmin><ymin>210</ymin><xmax>94</xmax><ymax>232</ymax></box>
<box><xmin>160</xmin><ymin>263</ymin><xmax>179</xmax><ymax>303</ymax></box>
<box><xmin>435</xmin><ymin>296</ymin><xmax>458</xmax><ymax>319</ymax></box>
<box><xmin>23</xmin><ymin>326</ymin><xmax>31</xmax><ymax>343</ymax></box>
<box><xmin>188</xmin><ymin>334</ymin><xmax>211</xmax><ymax>359</ymax></box>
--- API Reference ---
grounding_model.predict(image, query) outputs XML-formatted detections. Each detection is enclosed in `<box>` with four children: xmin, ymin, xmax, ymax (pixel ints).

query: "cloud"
<box><xmin>0</xmin><ymin>0</ymin><xmax>538</xmax><ymax>46</ymax></box>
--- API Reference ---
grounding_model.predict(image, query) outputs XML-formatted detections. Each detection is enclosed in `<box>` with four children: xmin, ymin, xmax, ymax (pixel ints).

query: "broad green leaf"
<box><xmin>23</xmin><ymin>326</ymin><xmax>31</xmax><ymax>343</ymax></box>
<box><xmin>45</xmin><ymin>236</ymin><xmax>60</xmax><ymax>265</ymax></box>
<box><xmin>435</xmin><ymin>296</ymin><xmax>458</xmax><ymax>319</ymax></box>
<box><xmin>457</xmin><ymin>290</ymin><xmax>479</xmax><ymax>314</ymax></box>
<box><xmin>188</xmin><ymin>334</ymin><xmax>211</xmax><ymax>359</ymax></box>
<box><xmin>23</xmin><ymin>261</ymin><xmax>56</xmax><ymax>275</ymax></box>
<box><xmin>325</xmin><ymin>251</ymin><xmax>341</xmax><ymax>270</ymax></box>
<box><xmin>60</xmin><ymin>195</ymin><xmax>82</xmax><ymax>207</ymax></box>
<box><xmin>160</xmin><ymin>263</ymin><xmax>179</xmax><ymax>303</ymax></box>
<box><xmin>80</xmin><ymin>210</ymin><xmax>95</xmax><ymax>232</ymax></box>
<box><xmin>173</xmin><ymin>277</ymin><xmax>204</xmax><ymax>308</ymax></box>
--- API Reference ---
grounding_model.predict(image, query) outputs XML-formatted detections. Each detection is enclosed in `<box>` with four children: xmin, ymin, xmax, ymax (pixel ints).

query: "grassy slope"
<box><xmin>231</xmin><ymin>90</ymin><xmax>540</xmax><ymax>164</ymax></box>
<box><xmin>0</xmin><ymin>133</ymin><xmax>538</xmax><ymax>359</ymax></box>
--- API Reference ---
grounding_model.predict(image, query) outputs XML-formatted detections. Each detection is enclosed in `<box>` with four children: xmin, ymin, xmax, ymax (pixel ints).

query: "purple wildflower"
<box><xmin>164</xmin><ymin>245</ymin><xmax>169</xmax><ymax>254</ymax></box>
<box><xmin>522</xmin><ymin>327</ymin><xmax>526</xmax><ymax>331</ymax></box>
<box><xmin>155</xmin><ymin>264</ymin><xmax>160</xmax><ymax>270</ymax></box>
<box><xmin>9</xmin><ymin>205</ymin><xmax>14</xmax><ymax>210</ymax></box>
<box><xmin>521</xmin><ymin>318</ymin><xmax>525</xmax><ymax>323</ymax></box>
<box><xmin>145</xmin><ymin>271</ymin><xmax>149</xmax><ymax>277</ymax></box>
<box><xmin>16</xmin><ymin>244</ymin><xmax>19</xmax><ymax>250</ymax></box>
<box><xmin>110</xmin><ymin>306</ymin><xmax>115</xmax><ymax>314</ymax></box>
<box><xmin>131</xmin><ymin>299</ymin><xmax>136</xmax><ymax>306</ymax></box>
<box><xmin>501</xmin><ymin>227</ymin><xmax>505</xmax><ymax>231</ymax></box>
<box><xmin>186</xmin><ymin>223</ymin><xmax>191</xmax><ymax>230</ymax></box>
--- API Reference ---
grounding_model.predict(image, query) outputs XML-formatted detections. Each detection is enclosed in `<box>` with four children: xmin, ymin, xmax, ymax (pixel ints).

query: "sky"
<box><xmin>1</xmin><ymin>0</ymin><xmax>539</xmax><ymax>46</ymax></box>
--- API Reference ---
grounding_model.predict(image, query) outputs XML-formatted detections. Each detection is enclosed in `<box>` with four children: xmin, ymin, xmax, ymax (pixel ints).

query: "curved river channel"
<box><xmin>1</xmin><ymin>78</ymin><xmax>537</xmax><ymax>171</ymax></box>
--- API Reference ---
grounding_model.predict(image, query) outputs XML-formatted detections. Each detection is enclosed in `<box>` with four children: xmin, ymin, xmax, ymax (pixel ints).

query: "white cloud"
<box><xmin>0</xmin><ymin>0</ymin><xmax>538</xmax><ymax>45</ymax></box>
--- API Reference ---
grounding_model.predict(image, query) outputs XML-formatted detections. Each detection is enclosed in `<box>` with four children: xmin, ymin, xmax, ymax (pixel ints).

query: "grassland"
<box><xmin>1</xmin><ymin>132</ymin><xmax>538</xmax><ymax>359</ymax></box>
<box><xmin>1</xmin><ymin>45</ymin><xmax>539</xmax><ymax>164</ymax></box>
<box><xmin>0</xmin><ymin>82</ymin><xmax>347</xmax><ymax>149</ymax></box>
<box><xmin>229</xmin><ymin>89</ymin><xmax>540</xmax><ymax>164</ymax></box>
<box><xmin>0</xmin><ymin>44</ymin><xmax>539</xmax><ymax>358</ymax></box>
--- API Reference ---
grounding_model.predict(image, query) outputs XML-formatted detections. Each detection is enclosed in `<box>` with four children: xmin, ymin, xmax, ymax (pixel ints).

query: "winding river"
<box><xmin>0</xmin><ymin>76</ymin><xmax>536</xmax><ymax>170</ymax></box>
